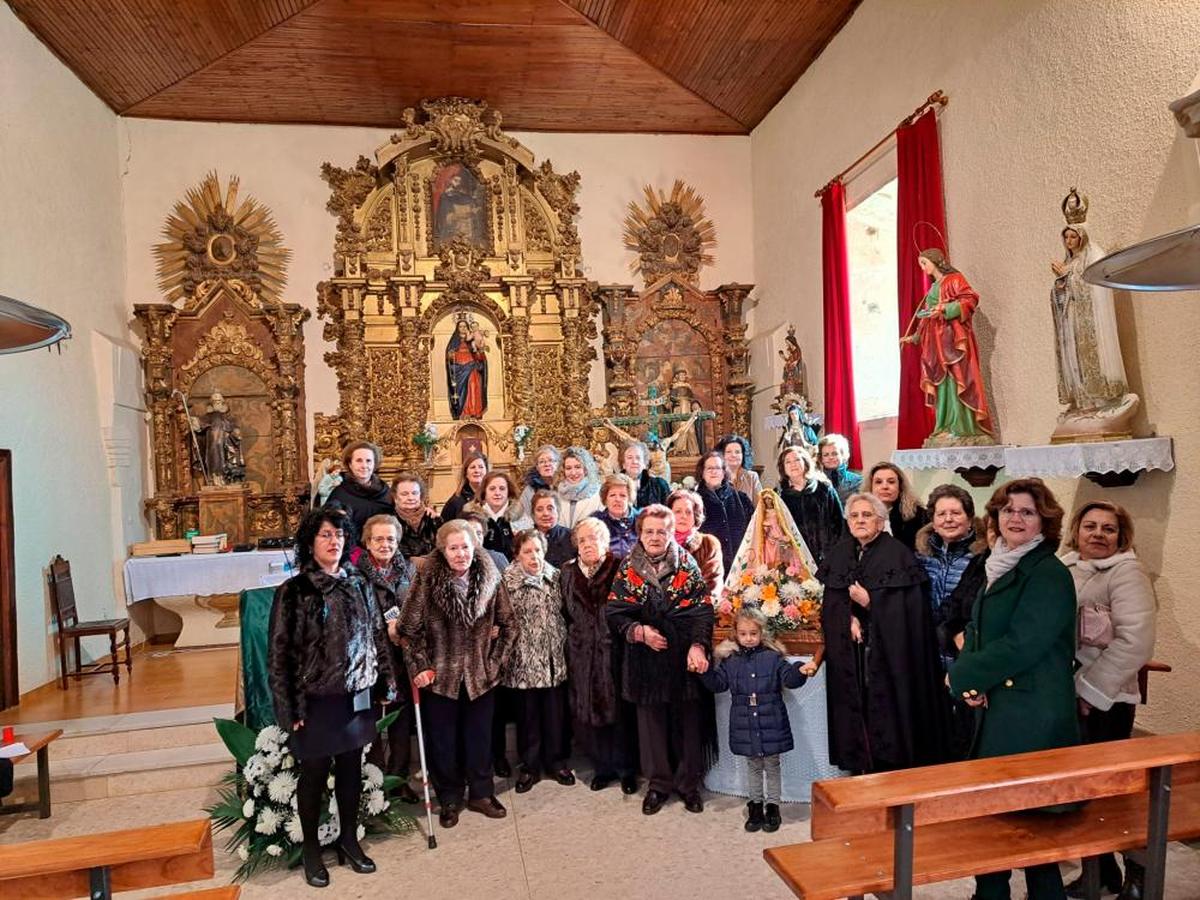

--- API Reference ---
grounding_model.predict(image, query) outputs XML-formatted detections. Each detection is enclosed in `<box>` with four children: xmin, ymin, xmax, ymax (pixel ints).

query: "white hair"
<box><xmin>845</xmin><ymin>492</ymin><xmax>888</xmax><ymax>522</ymax></box>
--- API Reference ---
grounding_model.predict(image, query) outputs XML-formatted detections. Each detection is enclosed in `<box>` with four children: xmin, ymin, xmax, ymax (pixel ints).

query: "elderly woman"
<box><xmin>819</xmin><ymin>493</ymin><xmax>947</xmax><ymax>775</ymax></box>
<box><xmin>592</xmin><ymin>473</ymin><xmax>640</xmax><ymax>558</ymax></box>
<box><xmin>949</xmin><ymin>478</ymin><xmax>1079</xmax><ymax>900</ymax></box>
<box><xmin>399</xmin><ymin>520</ymin><xmax>516</xmax><ymax>829</ymax></box>
<box><xmin>519</xmin><ymin>444</ymin><xmax>561</xmax><ymax>516</ymax></box>
<box><xmin>696</xmin><ymin>450</ymin><xmax>754</xmax><ymax>572</ymax></box>
<box><xmin>1062</xmin><ymin>501</ymin><xmax>1157</xmax><ymax>900</ymax></box>
<box><xmin>914</xmin><ymin>484</ymin><xmax>986</xmax><ymax>667</ymax></box>
<box><xmin>777</xmin><ymin>444</ymin><xmax>845</xmax><ymax>566</ymax></box>
<box><xmin>324</xmin><ymin>441</ymin><xmax>393</xmax><ymax>537</ymax></box>
<box><xmin>356</xmin><ymin>514</ymin><xmax>420</xmax><ymax>806</ymax></box>
<box><xmin>442</xmin><ymin>453</ymin><xmax>490</xmax><ymax>521</ymax></box>
<box><xmin>529</xmin><ymin>488</ymin><xmax>575</xmax><ymax>568</ymax></box>
<box><xmin>622</xmin><ymin>440</ymin><xmax>671</xmax><ymax>509</ymax></box>
<box><xmin>868</xmin><ymin>461</ymin><xmax>928</xmax><ymax>551</ymax></box>
<box><xmin>391</xmin><ymin>471</ymin><xmax>442</xmax><ymax>560</ymax></box>
<box><xmin>818</xmin><ymin>433</ymin><xmax>863</xmax><ymax>505</ymax></box>
<box><xmin>465</xmin><ymin>470</ymin><xmax>532</xmax><ymax>561</ymax></box>
<box><xmin>501</xmin><ymin>530</ymin><xmax>575</xmax><ymax>792</ymax></box>
<box><xmin>607</xmin><ymin>504</ymin><xmax>715</xmax><ymax>816</ymax></box>
<box><xmin>269</xmin><ymin>507</ymin><xmax>396</xmax><ymax>887</ymax></box>
<box><xmin>716</xmin><ymin>434</ymin><xmax>763</xmax><ymax>501</ymax></box>
<box><xmin>563</xmin><ymin>518</ymin><xmax>638</xmax><ymax>794</ymax></box>
<box><xmin>667</xmin><ymin>487</ymin><xmax>724</xmax><ymax>597</ymax></box>
<box><xmin>556</xmin><ymin>446</ymin><xmax>603</xmax><ymax>528</ymax></box>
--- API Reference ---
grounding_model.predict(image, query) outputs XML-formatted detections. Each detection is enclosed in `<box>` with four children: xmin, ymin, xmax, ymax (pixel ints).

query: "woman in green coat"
<box><xmin>949</xmin><ymin>478</ymin><xmax>1078</xmax><ymax>900</ymax></box>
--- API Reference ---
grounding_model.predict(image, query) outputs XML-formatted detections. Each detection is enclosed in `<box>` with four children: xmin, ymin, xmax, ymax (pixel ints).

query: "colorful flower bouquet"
<box><xmin>207</xmin><ymin>717</ymin><xmax>415</xmax><ymax>881</ymax></box>
<box><xmin>718</xmin><ymin>562</ymin><xmax>824</xmax><ymax>633</ymax></box>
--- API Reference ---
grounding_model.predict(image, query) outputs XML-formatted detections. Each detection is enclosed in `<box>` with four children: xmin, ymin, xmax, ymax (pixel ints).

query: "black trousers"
<box><xmin>422</xmin><ymin>684</ymin><xmax>496</xmax><ymax>806</ymax></box>
<box><xmin>1079</xmin><ymin>701</ymin><xmax>1139</xmax><ymax>884</ymax></box>
<box><xmin>576</xmin><ymin>699</ymin><xmax>639</xmax><ymax>779</ymax></box>
<box><xmin>636</xmin><ymin>699</ymin><xmax>704</xmax><ymax>796</ymax></box>
<box><xmin>492</xmin><ymin>686</ymin><xmax>515</xmax><ymax>763</ymax></box>
<box><xmin>974</xmin><ymin>864</ymin><xmax>1066</xmax><ymax>900</ymax></box>
<box><xmin>367</xmin><ymin>694</ymin><xmax>413</xmax><ymax>778</ymax></box>
<box><xmin>514</xmin><ymin>684</ymin><xmax>568</xmax><ymax>774</ymax></box>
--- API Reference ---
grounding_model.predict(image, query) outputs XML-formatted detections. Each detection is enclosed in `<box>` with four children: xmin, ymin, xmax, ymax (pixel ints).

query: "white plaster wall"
<box><xmin>751</xmin><ymin>0</ymin><xmax>1200</xmax><ymax>732</ymax></box>
<box><xmin>117</xmin><ymin>120</ymin><xmax>754</xmax><ymax>441</ymax></box>
<box><xmin>0</xmin><ymin>4</ymin><xmax>129</xmax><ymax>691</ymax></box>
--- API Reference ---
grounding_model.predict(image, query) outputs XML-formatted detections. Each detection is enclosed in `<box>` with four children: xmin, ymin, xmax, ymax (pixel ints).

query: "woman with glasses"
<box><xmin>949</xmin><ymin>478</ymin><xmax>1079</xmax><ymax>900</ymax></box>
<box><xmin>268</xmin><ymin>507</ymin><xmax>396</xmax><ymax>888</ymax></box>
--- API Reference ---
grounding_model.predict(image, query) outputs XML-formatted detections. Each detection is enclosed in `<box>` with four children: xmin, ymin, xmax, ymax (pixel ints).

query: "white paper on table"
<box><xmin>0</xmin><ymin>742</ymin><xmax>30</xmax><ymax>758</ymax></box>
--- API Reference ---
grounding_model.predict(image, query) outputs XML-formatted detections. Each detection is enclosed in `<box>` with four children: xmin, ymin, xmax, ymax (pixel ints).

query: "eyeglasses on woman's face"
<box><xmin>316</xmin><ymin>529</ymin><xmax>345</xmax><ymax>542</ymax></box>
<box><xmin>998</xmin><ymin>506</ymin><xmax>1038</xmax><ymax>520</ymax></box>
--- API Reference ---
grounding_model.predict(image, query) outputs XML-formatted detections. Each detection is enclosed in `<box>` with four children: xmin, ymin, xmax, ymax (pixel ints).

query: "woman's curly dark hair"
<box><xmin>715</xmin><ymin>434</ymin><xmax>754</xmax><ymax>470</ymax></box>
<box><xmin>294</xmin><ymin>506</ymin><xmax>354</xmax><ymax>569</ymax></box>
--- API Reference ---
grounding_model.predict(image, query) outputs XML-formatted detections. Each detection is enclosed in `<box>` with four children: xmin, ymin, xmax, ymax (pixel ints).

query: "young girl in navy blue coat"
<box><xmin>701</xmin><ymin>607</ymin><xmax>813</xmax><ymax>832</ymax></box>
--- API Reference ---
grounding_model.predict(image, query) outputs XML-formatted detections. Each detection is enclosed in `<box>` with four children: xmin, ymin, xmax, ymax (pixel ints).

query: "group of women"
<box><xmin>271</xmin><ymin>434</ymin><xmax>1157</xmax><ymax>900</ymax></box>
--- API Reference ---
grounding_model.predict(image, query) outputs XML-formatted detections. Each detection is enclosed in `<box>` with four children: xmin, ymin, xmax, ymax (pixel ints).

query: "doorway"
<box><xmin>0</xmin><ymin>450</ymin><xmax>16</xmax><ymax>710</ymax></box>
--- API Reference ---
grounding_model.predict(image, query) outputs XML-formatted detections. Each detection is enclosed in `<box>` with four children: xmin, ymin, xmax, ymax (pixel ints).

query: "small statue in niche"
<box><xmin>900</xmin><ymin>248</ymin><xmax>995</xmax><ymax>447</ymax></box>
<box><xmin>777</xmin><ymin>401</ymin><xmax>821</xmax><ymax>453</ymax></box>
<box><xmin>1048</xmin><ymin>189</ymin><xmax>1139</xmax><ymax>442</ymax></box>
<box><xmin>190</xmin><ymin>391</ymin><xmax>245</xmax><ymax>486</ymax></box>
<box><xmin>777</xmin><ymin>325</ymin><xmax>807</xmax><ymax>399</ymax></box>
<box><xmin>446</xmin><ymin>311</ymin><xmax>489</xmax><ymax>420</ymax></box>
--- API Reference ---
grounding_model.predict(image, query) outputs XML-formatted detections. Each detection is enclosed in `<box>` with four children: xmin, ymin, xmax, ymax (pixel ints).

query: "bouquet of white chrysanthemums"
<box><xmin>208</xmin><ymin>717</ymin><xmax>415</xmax><ymax>881</ymax></box>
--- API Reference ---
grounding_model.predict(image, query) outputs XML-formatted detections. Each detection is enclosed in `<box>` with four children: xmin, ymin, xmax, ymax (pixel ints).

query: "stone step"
<box><xmin>9</xmin><ymin>742</ymin><xmax>234</xmax><ymax>805</ymax></box>
<box><xmin>11</xmin><ymin>703</ymin><xmax>233</xmax><ymax>760</ymax></box>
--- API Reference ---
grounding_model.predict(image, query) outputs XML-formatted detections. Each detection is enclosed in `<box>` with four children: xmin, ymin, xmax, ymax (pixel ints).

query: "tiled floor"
<box><xmin>4</xmin><ymin>774</ymin><xmax>1200</xmax><ymax>898</ymax></box>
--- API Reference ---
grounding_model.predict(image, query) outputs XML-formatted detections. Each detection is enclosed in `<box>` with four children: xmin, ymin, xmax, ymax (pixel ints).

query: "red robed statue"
<box><xmin>446</xmin><ymin>312</ymin><xmax>488</xmax><ymax>419</ymax></box>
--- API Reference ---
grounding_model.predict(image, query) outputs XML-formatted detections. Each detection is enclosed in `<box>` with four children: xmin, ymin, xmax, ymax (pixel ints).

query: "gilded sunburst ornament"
<box><xmin>622</xmin><ymin>180</ymin><xmax>716</xmax><ymax>286</ymax></box>
<box><xmin>154</xmin><ymin>172</ymin><xmax>290</xmax><ymax>306</ymax></box>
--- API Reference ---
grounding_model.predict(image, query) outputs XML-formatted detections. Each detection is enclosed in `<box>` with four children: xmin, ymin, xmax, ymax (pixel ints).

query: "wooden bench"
<box><xmin>0</xmin><ymin>730</ymin><xmax>62</xmax><ymax>819</ymax></box>
<box><xmin>764</xmin><ymin>732</ymin><xmax>1200</xmax><ymax>900</ymax></box>
<box><xmin>0</xmin><ymin>818</ymin><xmax>220</xmax><ymax>899</ymax></box>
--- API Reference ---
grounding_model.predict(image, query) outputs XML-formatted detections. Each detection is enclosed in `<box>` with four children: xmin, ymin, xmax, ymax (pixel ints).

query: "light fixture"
<box><xmin>0</xmin><ymin>294</ymin><xmax>72</xmax><ymax>354</ymax></box>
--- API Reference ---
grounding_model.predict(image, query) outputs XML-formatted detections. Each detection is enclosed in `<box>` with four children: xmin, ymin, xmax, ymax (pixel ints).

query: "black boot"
<box><xmin>301</xmin><ymin>843</ymin><xmax>329</xmax><ymax>888</ymax></box>
<box><xmin>332</xmin><ymin>750</ymin><xmax>375</xmax><ymax>875</ymax></box>
<box><xmin>1116</xmin><ymin>859</ymin><xmax>1144</xmax><ymax>900</ymax></box>
<box><xmin>744</xmin><ymin>801</ymin><xmax>765</xmax><ymax>832</ymax></box>
<box><xmin>763</xmin><ymin>803</ymin><xmax>782</xmax><ymax>833</ymax></box>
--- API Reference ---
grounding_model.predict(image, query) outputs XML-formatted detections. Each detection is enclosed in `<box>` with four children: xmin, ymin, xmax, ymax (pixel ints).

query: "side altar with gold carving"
<box><xmin>313</xmin><ymin>98</ymin><xmax>596</xmax><ymax>499</ymax></box>
<box><xmin>134</xmin><ymin>173</ymin><xmax>311</xmax><ymax>542</ymax></box>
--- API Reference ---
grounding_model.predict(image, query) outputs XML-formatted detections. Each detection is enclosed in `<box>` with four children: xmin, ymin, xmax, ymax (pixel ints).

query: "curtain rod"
<box><xmin>814</xmin><ymin>90</ymin><xmax>948</xmax><ymax>199</ymax></box>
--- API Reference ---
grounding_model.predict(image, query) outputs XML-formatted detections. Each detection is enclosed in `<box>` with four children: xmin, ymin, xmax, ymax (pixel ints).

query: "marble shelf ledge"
<box><xmin>1003</xmin><ymin>437</ymin><xmax>1174</xmax><ymax>487</ymax></box>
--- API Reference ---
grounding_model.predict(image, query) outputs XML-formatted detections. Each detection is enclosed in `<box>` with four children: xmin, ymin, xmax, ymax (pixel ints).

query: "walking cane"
<box><xmin>411</xmin><ymin>682</ymin><xmax>438</xmax><ymax>849</ymax></box>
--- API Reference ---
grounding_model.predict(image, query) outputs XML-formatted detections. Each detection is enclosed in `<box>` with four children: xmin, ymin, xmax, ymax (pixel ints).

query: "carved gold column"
<box><xmin>503</xmin><ymin>277</ymin><xmax>535</xmax><ymax>429</ymax></box>
<box><xmin>717</xmin><ymin>283</ymin><xmax>755</xmax><ymax>438</ymax></box>
<box><xmin>595</xmin><ymin>285</ymin><xmax>637</xmax><ymax>418</ymax></box>
<box><xmin>558</xmin><ymin>279</ymin><xmax>597</xmax><ymax>440</ymax></box>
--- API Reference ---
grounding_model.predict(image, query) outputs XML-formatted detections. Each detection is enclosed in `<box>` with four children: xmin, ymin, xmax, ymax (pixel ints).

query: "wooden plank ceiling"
<box><xmin>7</xmin><ymin>0</ymin><xmax>860</xmax><ymax>134</ymax></box>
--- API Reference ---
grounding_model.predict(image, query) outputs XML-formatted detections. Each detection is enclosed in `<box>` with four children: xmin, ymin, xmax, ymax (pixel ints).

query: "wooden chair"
<box><xmin>764</xmin><ymin>732</ymin><xmax>1200</xmax><ymax>900</ymax></box>
<box><xmin>47</xmin><ymin>555</ymin><xmax>132</xmax><ymax>689</ymax></box>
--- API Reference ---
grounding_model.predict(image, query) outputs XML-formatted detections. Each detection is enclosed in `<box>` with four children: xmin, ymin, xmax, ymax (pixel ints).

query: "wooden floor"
<box><xmin>1</xmin><ymin>646</ymin><xmax>238</xmax><ymax>724</ymax></box>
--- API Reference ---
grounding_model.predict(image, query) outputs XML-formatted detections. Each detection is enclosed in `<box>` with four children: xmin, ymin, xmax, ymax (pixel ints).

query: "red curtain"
<box><xmin>895</xmin><ymin>109</ymin><xmax>947</xmax><ymax>449</ymax></box>
<box><xmin>820</xmin><ymin>181</ymin><xmax>862</xmax><ymax>470</ymax></box>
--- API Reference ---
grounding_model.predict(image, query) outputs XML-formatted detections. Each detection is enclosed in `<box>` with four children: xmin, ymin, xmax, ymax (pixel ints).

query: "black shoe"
<box><xmin>335</xmin><ymin>840</ymin><xmax>376</xmax><ymax>874</ymax></box>
<box><xmin>642</xmin><ymin>789</ymin><xmax>668</xmax><ymax>815</ymax></box>
<box><xmin>620</xmin><ymin>775</ymin><xmax>639</xmax><ymax>795</ymax></box>
<box><xmin>683</xmin><ymin>793</ymin><xmax>704</xmax><ymax>814</ymax></box>
<box><xmin>744</xmin><ymin>801</ymin><xmax>765</xmax><ymax>832</ymax></box>
<box><xmin>396</xmin><ymin>782</ymin><xmax>420</xmax><ymax>805</ymax></box>
<box><xmin>1117</xmin><ymin>861</ymin><xmax>1145</xmax><ymax>900</ymax></box>
<box><xmin>515</xmin><ymin>770</ymin><xmax>538</xmax><ymax>794</ymax></box>
<box><xmin>302</xmin><ymin>846</ymin><xmax>329</xmax><ymax>888</ymax></box>
<box><xmin>494</xmin><ymin>758</ymin><xmax>512</xmax><ymax>778</ymax></box>
<box><xmin>590</xmin><ymin>774</ymin><xmax>617</xmax><ymax>791</ymax></box>
<box><xmin>762</xmin><ymin>803</ymin><xmax>782</xmax><ymax>832</ymax></box>
<box><xmin>554</xmin><ymin>768</ymin><xmax>576</xmax><ymax>786</ymax></box>
<box><xmin>438</xmin><ymin>803</ymin><xmax>459</xmax><ymax>829</ymax></box>
<box><xmin>467</xmin><ymin>796</ymin><xmax>508</xmax><ymax>818</ymax></box>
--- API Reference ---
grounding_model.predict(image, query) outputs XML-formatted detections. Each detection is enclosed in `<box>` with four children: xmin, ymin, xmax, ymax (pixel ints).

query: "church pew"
<box><xmin>0</xmin><ymin>818</ymin><xmax>214</xmax><ymax>899</ymax></box>
<box><xmin>149</xmin><ymin>888</ymin><xmax>240</xmax><ymax>899</ymax></box>
<box><xmin>763</xmin><ymin>732</ymin><xmax>1200</xmax><ymax>900</ymax></box>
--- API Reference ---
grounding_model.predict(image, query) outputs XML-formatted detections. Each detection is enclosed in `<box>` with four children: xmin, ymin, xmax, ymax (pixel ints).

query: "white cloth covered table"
<box><xmin>1003</xmin><ymin>437</ymin><xmax>1174</xmax><ymax>478</ymax></box>
<box><xmin>703</xmin><ymin>656</ymin><xmax>844</xmax><ymax>803</ymax></box>
<box><xmin>891</xmin><ymin>445</ymin><xmax>1007</xmax><ymax>470</ymax></box>
<box><xmin>122</xmin><ymin>550</ymin><xmax>295</xmax><ymax>606</ymax></box>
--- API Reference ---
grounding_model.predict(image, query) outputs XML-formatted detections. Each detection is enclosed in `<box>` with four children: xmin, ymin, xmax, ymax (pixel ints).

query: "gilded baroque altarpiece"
<box><xmin>314</xmin><ymin>98</ymin><xmax>597</xmax><ymax>499</ymax></box>
<box><xmin>135</xmin><ymin>174</ymin><xmax>311</xmax><ymax>541</ymax></box>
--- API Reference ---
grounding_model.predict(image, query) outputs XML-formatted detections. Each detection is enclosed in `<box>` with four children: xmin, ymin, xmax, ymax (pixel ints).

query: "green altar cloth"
<box><xmin>239</xmin><ymin>586</ymin><xmax>277</xmax><ymax>731</ymax></box>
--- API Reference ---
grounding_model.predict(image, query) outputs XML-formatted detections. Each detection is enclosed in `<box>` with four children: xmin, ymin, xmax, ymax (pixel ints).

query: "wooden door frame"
<box><xmin>0</xmin><ymin>450</ymin><xmax>16</xmax><ymax>709</ymax></box>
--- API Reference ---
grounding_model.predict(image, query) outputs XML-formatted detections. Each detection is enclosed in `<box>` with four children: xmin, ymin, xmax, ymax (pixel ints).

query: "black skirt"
<box><xmin>291</xmin><ymin>691</ymin><xmax>376</xmax><ymax>761</ymax></box>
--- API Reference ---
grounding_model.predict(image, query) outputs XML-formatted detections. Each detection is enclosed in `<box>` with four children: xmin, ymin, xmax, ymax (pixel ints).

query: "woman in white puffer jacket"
<box><xmin>1061</xmin><ymin>500</ymin><xmax>1156</xmax><ymax>900</ymax></box>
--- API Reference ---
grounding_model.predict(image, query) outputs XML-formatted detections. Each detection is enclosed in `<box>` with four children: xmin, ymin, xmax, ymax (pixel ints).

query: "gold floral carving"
<box><xmin>622</xmin><ymin>180</ymin><xmax>717</xmax><ymax>288</ymax></box>
<box><xmin>522</xmin><ymin>195</ymin><xmax>553</xmax><ymax>252</ymax></box>
<box><xmin>154</xmin><ymin>172</ymin><xmax>290</xmax><ymax>308</ymax></box>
